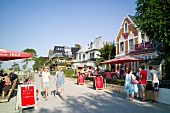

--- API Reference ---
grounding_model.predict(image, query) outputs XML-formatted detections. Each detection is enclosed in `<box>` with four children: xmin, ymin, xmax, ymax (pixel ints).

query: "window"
<box><xmin>145</xmin><ymin>56</ymin><xmax>147</xmax><ymax>60</ymax></box>
<box><xmin>79</xmin><ymin>54</ymin><xmax>81</xmax><ymax>61</ymax></box>
<box><xmin>90</xmin><ymin>52</ymin><xmax>95</xmax><ymax>58</ymax></box>
<box><xmin>148</xmin><ymin>56</ymin><xmax>151</xmax><ymax>59</ymax></box>
<box><xmin>129</xmin><ymin>39</ymin><xmax>134</xmax><ymax>49</ymax></box>
<box><xmin>152</xmin><ymin>55</ymin><xmax>156</xmax><ymax>59</ymax></box>
<box><xmin>83</xmin><ymin>54</ymin><xmax>85</xmax><ymax>60</ymax></box>
<box><xmin>124</xmin><ymin>22</ymin><xmax>128</xmax><ymax>32</ymax></box>
<box><xmin>120</xmin><ymin>42</ymin><xmax>124</xmax><ymax>51</ymax></box>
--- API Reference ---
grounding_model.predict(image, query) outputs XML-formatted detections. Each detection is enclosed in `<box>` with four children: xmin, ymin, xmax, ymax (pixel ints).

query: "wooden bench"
<box><xmin>2</xmin><ymin>85</ymin><xmax>11</xmax><ymax>97</ymax></box>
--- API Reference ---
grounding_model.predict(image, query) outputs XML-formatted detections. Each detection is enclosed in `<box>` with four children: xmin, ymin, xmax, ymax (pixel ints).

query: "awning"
<box><xmin>100</xmin><ymin>56</ymin><xmax>143</xmax><ymax>64</ymax></box>
<box><xmin>0</xmin><ymin>48</ymin><xmax>32</xmax><ymax>61</ymax></box>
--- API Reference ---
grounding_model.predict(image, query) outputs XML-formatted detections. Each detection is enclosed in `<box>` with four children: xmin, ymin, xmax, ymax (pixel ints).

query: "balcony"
<box><xmin>135</xmin><ymin>42</ymin><xmax>151</xmax><ymax>50</ymax></box>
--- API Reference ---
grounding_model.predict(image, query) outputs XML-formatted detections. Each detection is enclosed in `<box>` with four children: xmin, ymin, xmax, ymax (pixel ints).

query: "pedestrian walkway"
<box><xmin>0</xmin><ymin>73</ymin><xmax>170</xmax><ymax>113</ymax></box>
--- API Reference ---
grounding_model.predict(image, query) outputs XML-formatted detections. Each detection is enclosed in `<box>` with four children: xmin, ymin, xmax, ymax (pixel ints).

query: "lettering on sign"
<box><xmin>78</xmin><ymin>74</ymin><xmax>84</xmax><ymax>84</ymax></box>
<box><xmin>21</xmin><ymin>86</ymin><xmax>35</xmax><ymax>106</ymax></box>
<box><xmin>95</xmin><ymin>76</ymin><xmax>103</xmax><ymax>89</ymax></box>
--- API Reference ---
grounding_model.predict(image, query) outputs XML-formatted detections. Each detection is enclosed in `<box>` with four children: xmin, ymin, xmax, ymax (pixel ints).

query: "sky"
<box><xmin>0</xmin><ymin>0</ymin><xmax>137</xmax><ymax>68</ymax></box>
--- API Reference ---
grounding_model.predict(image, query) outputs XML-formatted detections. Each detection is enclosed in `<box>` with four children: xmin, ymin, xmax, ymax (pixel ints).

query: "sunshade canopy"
<box><xmin>100</xmin><ymin>56</ymin><xmax>143</xmax><ymax>64</ymax></box>
<box><xmin>0</xmin><ymin>48</ymin><xmax>32</xmax><ymax>61</ymax></box>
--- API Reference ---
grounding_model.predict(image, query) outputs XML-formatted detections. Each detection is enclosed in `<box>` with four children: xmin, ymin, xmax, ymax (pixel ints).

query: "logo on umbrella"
<box><xmin>0</xmin><ymin>49</ymin><xmax>7</xmax><ymax>52</ymax></box>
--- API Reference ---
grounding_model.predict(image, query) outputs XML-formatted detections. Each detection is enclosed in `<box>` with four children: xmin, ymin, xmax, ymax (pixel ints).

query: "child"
<box><xmin>133</xmin><ymin>72</ymin><xmax>139</xmax><ymax>98</ymax></box>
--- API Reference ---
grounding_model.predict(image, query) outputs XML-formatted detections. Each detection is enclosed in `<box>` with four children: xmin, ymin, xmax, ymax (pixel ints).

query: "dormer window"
<box><xmin>124</xmin><ymin>22</ymin><xmax>128</xmax><ymax>33</ymax></box>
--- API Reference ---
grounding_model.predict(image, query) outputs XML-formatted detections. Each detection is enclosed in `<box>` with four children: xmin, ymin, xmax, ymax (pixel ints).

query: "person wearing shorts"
<box><xmin>139</xmin><ymin>65</ymin><xmax>147</xmax><ymax>101</ymax></box>
<box><xmin>149</xmin><ymin>66</ymin><xmax>161</xmax><ymax>103</ymax></box>
<box><xmin>54</xmin><ymin>67</ymin><xmax>65</xmax><ymax>100</ymax></box>
<box><xmin>41</xmin><ymin>67</ymin><xmax>51</xmax><ymax>100</ymax></box>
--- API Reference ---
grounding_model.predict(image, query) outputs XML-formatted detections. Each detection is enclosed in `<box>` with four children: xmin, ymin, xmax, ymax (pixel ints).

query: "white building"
<box><xmin>73</xmin><ymin>36</ymin><xmax>110</xmax><ymax>70</ymax></box>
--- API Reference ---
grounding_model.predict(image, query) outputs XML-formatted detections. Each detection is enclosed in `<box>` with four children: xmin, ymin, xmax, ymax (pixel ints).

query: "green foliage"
<box><xmin>98</xmin><ymin>43</ymin><xmax>116</xmax><ymax>70</ymax></box>
<box><xmin>135</xmin><ymin>0</ymin><xmax>170</xmax><ymax>46</ymax></box>
<box><xmin>23</xmin><ymin>48</ymin><xmax>37</xmax><ymax>69</ymax></box>
<box><xmin>33</xmin><ymin>56</ymin><xmax>45</xmax><ymax>71</ymax></box>
<box><xmin>75</xmin><ymin>44</ymin><xmax>81</xmax><ymax>48</ymax></box>
<box><xmin>98</xmin><ymin>43</ymin><xmax>116</xmax><ymax>60</ymax></box>
<box><xmin>135</xmin><ymin>0</ymin><xmax>170</xmax><ymax>80</ymax></box>
<box><xmin>105</xmin><ymin>78</ymin><xmax>125</xmax><ymax>86</ymax></box>
<box><xmin>22</xmin><ymin>64</ymin><xmax>27</xmax><ymax>70</ymax></box>
<box><xmin>85</xmin><ymin>77</ymin><xmax>94</xmax><ymax>81</ymax></box>
<box><xmin>85</xmin><ymin>77</ymin><xmax>125</xmax><ymax>86</ymax></box>
<box><xmin>23</xmin><ymin>48</ymin><xmax>37</xmax><ymax>59</ymax></box>
<box><xmin>11</xmin><ymin>62</ymin><xmax>20</xmax><ymax>71</ymax></box>
<box><xmin>96</xmin><ymin>58</ymin><xmax>105</xmax><ymax>66</ymax></box>
<box><xmin>44</xmin><ymin>59</ymin><xmax>52</xmax><ymax>66</ymax></box>
<box><xmin>63</xmin><ymin>69</ymin><xmax>74</xmax><ymax>76</ymax></box>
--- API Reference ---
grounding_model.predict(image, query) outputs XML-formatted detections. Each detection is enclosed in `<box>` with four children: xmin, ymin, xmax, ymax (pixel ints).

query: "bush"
<box><xmin>85</xmin><ymin>77</ymin><xmax>125</xmax><ymax>86</ymax></box>
<box><xmin>85</xmin><ymin>77</ymin><xmax>94</xmax><ymax>81</ymax></box>
<box><xmin>63</xmin><ymin>69</ymin><xmax>74</xmax><ymax>76</ymax></box>
<box><xmin>105</xmin><ymin>78</ymin><xmax>125</xmax><ymax>86</ymax></box>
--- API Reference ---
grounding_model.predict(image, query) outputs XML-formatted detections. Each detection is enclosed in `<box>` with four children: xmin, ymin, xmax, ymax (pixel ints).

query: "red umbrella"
<box><xmin>0</xmin><ymin>48</ymin><xmax>32</xmax><ymax>61</ymax></box>
<box><xmin>100</xmin><ymin>56</ymin><xmax>143</xmax><ymax>64</ymax></box>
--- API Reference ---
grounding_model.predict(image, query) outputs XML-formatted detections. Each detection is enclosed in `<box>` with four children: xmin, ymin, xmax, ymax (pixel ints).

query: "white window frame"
<box><xmin>129</xmin><ymin>39</ymin><xmax>134</xmax><ymax>50</ymax></box>
<box><xmin>124</xmin><ymin>22</ymin><xmax>128</xmax><ymax>33</ymax></box>
<box><xmin>120</xmin><ymin>42</ymin><xmax>124</xmax><ymax>51</ymax></box>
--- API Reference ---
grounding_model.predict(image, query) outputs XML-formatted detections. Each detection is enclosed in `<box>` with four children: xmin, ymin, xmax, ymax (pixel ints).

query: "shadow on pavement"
<box><xmin>22</xmin><ymin>91</ymin><xmax>170</xmax><ymax>113</ymax></box>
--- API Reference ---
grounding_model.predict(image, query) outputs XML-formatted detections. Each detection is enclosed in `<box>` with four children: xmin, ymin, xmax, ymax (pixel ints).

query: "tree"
<box><xmin>135</xmin><ymin>0</ymin><xmax>170</xmax><ymax>79</ymax></box>
<box><xmin>32</xmin><ymin>56</ymin><xmax>45</xmax><ymax>71</ymax></box>
<box><xmin>0</xmin><ymin>61</ymin><xmax>3</xmax><ymax>68</ymax></box>
<box><xmin>44</xmin><ymin>59</ymin><xmax>52</xmax><ymax>67</ymax></box>
<box><xmin>75</xmin><ymin>44</ymin><xmax>81</xmax><ymax>48</ymax></box>
<box><xmin>135</xmin><ymin>0</ymin><xmax>170</xmax><ymax>45</ymax></box>
<box><xmin>98</xmin><ymin>43</ymin><xmax>116</xmax><ymax>60</ymax></box>
<box><xmin>22</xmin><ymin>48</ymin><xmax>37</xmax><ymax>69</ymax></box>
<box><xmin>11</xmin><ymin>62</ymin><xmax>20</xmax><ymax>71</ymax></box>
<box><xmin>97</xmin><ymin>43</ymin><xmax>116</xmax><ymax>69</ymax></box>
<box><xmin>22</xmin><ymin>64</ymin><xmax>27</xmax><ymax>70</ymax></box>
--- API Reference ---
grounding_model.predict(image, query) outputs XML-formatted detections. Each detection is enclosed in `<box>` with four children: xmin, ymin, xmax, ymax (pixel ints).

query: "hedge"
<box><xmin>63</xmin><ymin>69</ymin><xmax>74</xmax><ymax>76</ymax></box>
<box><xmin>85</xmin><ymin>77</ymin><xmax>125</xmax><ymax>86</ymax></box>
<box><xmin>105</xmin><ymin>78</ymin><xmax>125</xmax><ymax>86</ymax></box>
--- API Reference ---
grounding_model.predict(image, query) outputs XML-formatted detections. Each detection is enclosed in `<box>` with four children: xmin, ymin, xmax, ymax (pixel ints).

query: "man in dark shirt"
<box><xmin>0</xmin><ymin>69</ymin><xmax>4</xmax><ymax>77</ymax></box>
<box><xmin>9</xmin><ymin>68</ymin><xmax>17</xmax><ymax>83</ymax></box>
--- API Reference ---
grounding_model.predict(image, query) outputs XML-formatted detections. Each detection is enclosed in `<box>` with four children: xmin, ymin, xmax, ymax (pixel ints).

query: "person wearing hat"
<box><xmin>41</xmin><ymin>66</ymin><xmax>51</xmax><ymax>101</ymax></box>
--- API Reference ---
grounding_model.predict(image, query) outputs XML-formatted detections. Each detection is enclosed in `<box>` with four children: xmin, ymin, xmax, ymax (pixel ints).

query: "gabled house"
<box><xmin>73</xmin><ymin>36</ymin><xmax>110</xmax><ymax>70</ymax></box>
<box><xmin>115</xmin><ymin>15</ymin><xmax>162</xmax><ymax>78</ymax></box>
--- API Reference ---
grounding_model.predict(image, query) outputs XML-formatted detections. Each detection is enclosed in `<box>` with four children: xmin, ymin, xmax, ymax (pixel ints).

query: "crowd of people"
<box><xmin>124</xmin><ymin>65</ymin><xmax>161</xmax><ymax>103</ymax></box>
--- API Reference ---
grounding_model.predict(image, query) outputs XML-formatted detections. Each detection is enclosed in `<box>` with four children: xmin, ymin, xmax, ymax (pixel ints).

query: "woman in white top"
<box><xmin>41</xmin><ymin>67</ymin><xmax>51</xmax><ymax>100</ymax></box>
<box><xmin>149</xmin><ymin>66</ymin><xmax>161</xmax><ymax>103</ymax></box>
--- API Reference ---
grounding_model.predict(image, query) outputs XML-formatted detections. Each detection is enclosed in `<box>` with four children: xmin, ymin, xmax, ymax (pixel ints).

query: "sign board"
<box><xmin>16</xmin><ymin>84</ymin><xmax>37</xmax><ymax>111</ymax></box>
<box><xmin>95</xmin><ymin>76</ymin><xmax>104</xmax><ymax>90</ymax></box>
<box><xmin>77</xmin><ymin>74</ymin><xmax>85</xmax><ymax>85</ymax></box>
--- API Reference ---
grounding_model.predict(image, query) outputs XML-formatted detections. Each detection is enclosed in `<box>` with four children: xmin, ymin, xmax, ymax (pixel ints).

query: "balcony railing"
<box><xmin>135</xmin><ymin>41</ymin><xmax>151</xmax><ymax>50</ymax></box>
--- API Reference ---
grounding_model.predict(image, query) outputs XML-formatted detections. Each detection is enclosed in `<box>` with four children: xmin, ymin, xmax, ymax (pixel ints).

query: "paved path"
<box><xmin>0</xmin><ymin>73</ymin><xmax>170</xmax><ymax>113</ymax></box>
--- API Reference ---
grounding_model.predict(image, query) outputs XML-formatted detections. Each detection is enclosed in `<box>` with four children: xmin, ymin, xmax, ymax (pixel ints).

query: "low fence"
<box><xmin>160</xmin><ymin>80</ymin><xmax>170</xmax><ymax>89</ymax></box>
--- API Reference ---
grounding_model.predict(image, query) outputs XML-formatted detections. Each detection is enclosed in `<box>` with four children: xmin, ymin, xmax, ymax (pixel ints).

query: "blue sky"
<box><xmin>0</xmin><ymin>0</ymin><xmax>137</xmax><ymax>68</ymax></box>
